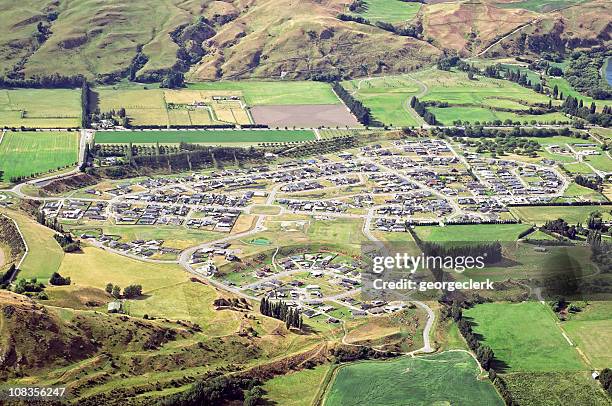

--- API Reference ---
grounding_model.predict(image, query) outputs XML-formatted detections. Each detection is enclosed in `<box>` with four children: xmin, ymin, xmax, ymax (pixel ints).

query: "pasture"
<box><xmin>509</xmin><ymin>205</ymin><xmax>611</xmax><ymax>225</ymax></box>
<box><xmin>262</xmin><ymin>365</ymin><xmax>331</xmax><ymax>406</ymax></box>
<box><xmin>464</xmin><ymin>302</ymin><xmax>586</xmax><ymax>372</ymax></box>
<box><xmin>351</xmin><ymin>0</ymin><xmax>421</xmax><ymax>23</ymax></box>
<box><xmin>341</xmin><ymin>75</ymin><xmax>421</xmax><ymax>126</ymax></box>
<box><xmin>187</xmin><ymin>81</ymin><xmax>340</xmax><ymax>105</ymax></box>
<box><xmin>342</xmin><ymin>69</ymin><xmax>566</xmax><ymax>125</ymax></box>
<box><xmin>562</xmin><ymin>301</ymin><xmax>612</xmax><ymax>369</ymax></box>
<box><xmin>0</xmin><ymin>89</ymin><xmax>81</xmax><ymax>128</ymax></box>
<box><xmin>496</xmin><ymin>0</ymin><xmax>589</xmax><ymax>13</ymax></box>
<box><xmin>94</xmin><ymin>129</ymin><xmax>316</xmax><ymax>144</ymax></box>
<box><xmin>503</xmin><ymin>372</ymin><xmax>610</xmax><ymax>405</ymax></box>
<box><xmin>413</xmin><ymin>223</ymin><xmax>531</xmax><ymax>242</ymax></box>
<box><xmin>324</xmin><ymin>351</ymin><xmax>503</xmax><ymax>406</ymax></box>
<box><xmin>0</xmin><ymin>131</ymin><xmax>79</xmax><ymax>181</ymax></box>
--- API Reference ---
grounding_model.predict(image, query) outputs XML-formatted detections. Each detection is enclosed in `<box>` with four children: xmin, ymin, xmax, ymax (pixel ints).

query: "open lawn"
<box><xmin>464</xmin><ymin>302</ymin><xmax>586</xmax><ymax>372</ymax></box>
<box><xmin>510</xmin><ymin>205</ymin><xmax>612</xmax><ymax>225</ymax></box>
<box><xmin>324</xmin><ymin>351</ymin><xmax>502</xmax><ymax>406</ymax></box>
<box><xmin>351</xmin><ymin>0</ymin><xmax>421</xmax><ymax>23</ymax></box>
<box><xmin>262</xmin><ymin>365</ymin><xmax>331</xmax><ymax>406</ymax></box>
<box><xmin>187</xmin><ymin>81</ymin><xmax>340</xmax><ymax>105</ymax></box>
<box><xmin>94</xmin><ymin>129</ymin><xmax>315</xmax><ymax>144</ymax></box>
<box><xmin>503</xmin><ymin>372</ymin><xmax>610</xmax><ymax>405</ymax></box>
<box><xmin>0</xmin><ymin>89</ymin><xmax>82</xmax><ymax>128</ymax></box>
<box><xmin>0</xmin><ymin>131</ymin><xmax>79</xmax><ymax>181</ymax></box>
<box><xmin>413</xmin><ymin>224</ymin><xmax>531</xmax><ymax>242</ymax></box>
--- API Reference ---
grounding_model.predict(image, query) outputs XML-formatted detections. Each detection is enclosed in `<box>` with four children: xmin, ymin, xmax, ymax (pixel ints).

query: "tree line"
<box><xmin>410</xmin><ymin>97</ymin><xmax>437</xmax><ymax>125</ymax></box>
<box><xmin>332</xmin><ymin>82</ymin><xmax>372</xmax><ymax>125</ymax></box>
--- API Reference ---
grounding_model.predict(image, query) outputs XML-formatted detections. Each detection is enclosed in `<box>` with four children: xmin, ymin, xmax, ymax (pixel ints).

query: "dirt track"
<box><xmin>251</xmin><ymin>104</ymin><xmax>360</xmax><ymax>127</ymax></box>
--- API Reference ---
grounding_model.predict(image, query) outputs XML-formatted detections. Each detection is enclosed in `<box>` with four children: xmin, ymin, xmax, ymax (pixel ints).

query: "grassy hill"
<box><xmin>1</xmin><ymin>0</ymin><xmax>608</xmax><ymax>82</ymax></box>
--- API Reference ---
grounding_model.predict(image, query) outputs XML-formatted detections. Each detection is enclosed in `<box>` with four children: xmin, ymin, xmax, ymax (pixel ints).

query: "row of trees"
<box><xmin>259</xmin><ymin>297</ymin><xmax>303</xmax><ymax>330</ymax></box>
<box><xmin>410</xmin><ymin>97</ymin><xmax>437</xmax><ymax>125</ymax></box>
<box><xmin>449</xmin><ymin>302</ymin><xmax>496</xmax><ymax>370</ymax></box>
<box><xmin>561</xmin><ymin>96</ymin><xmax>611</xmax><ymax>127</ymax></box>
<box><xmin>575</xmin><ymin>174</ymin><xmax>603</xmax><ymax>191</ymax></box>
<box><xmin>332</xmin><ymin>82</ymin><xmax>372</xmax><ymax>125</ymax></box>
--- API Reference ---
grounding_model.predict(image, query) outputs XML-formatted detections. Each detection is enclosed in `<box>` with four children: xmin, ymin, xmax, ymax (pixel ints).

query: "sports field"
<box><xmin>0</xmin><ymin>89</ymin><xmax>82</xmax><ymax>128</ymax></box>
<box><xmin>414</xmin><ymin>223</ymin><xmax>532</xmax><ymax>242</ymax></box>
<box><xmin>324</xmin><ymin>351</ymin><xmax>503</xmax><ymax>406</ymax></box>
<box><xmin>187</xmin><ymin>81</ymin><xmax>340</xmax><ymax>105</ymax></box>
<box><xmin>94</xmin><ymin>129</ymin><xmax>316</xmax><ymax>144</ymax></box>
<box><xmin>352</xmin><ymin>0</ymin><xmax>421</xmax><ymax>23</ymax></box>
<box><xmin>0</xmin><ymin>131</ymin><xmax>79</xmax><ymax>181</ymax></box>
<box><xmin>464</xmin><ymin>302</ymin><xmax>586</xmax><ymax>372</ymax></box>
<box><xmin>509</xmin><ymin>205</ymin><xmax>612</xmax><ymax>225</ymax></box>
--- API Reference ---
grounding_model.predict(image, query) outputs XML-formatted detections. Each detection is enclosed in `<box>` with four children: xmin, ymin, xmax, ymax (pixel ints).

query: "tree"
<box><xmin>105</xmin><ymin>283</ymin><xmax>113</xmax><ymax>295</ymax></box>
<box><xmin>123</xmin><ymin>284</ymin><xmax>143</xmax><ymax>298</ymax></box>
<box><xmin>112</xmin><ymin>285</ymin><xmax>121</xmax><ymax>298</ymax></box>
<box><xmin>49</xmin><ymin>272</ymin><xmax>71</xmax><ymax>286</ymax></box>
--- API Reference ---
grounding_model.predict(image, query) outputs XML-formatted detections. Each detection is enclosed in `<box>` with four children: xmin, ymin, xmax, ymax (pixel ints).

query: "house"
<box><xmin>107</xmin><ymin>301</ymin><xmax>123</xmax><ymax>313</ymax></box>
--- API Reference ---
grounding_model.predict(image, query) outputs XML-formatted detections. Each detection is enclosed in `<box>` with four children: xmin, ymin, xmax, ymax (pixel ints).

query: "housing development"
<box><xmin>0</xmin><ymin>0</ymin><xmax>611</xmax><ymax>405</ymax></box>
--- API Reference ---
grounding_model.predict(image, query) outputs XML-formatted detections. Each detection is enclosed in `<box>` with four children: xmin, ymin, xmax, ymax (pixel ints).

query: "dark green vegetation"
<box><xmin>324</xmin><ymin>351</ymin><xmax>503</xmax><ymax>406</ymax></box>
<box><xmin>94</xmin><ymin>130</ymin><xmax>316</xmax><ymax>144</ymax></box>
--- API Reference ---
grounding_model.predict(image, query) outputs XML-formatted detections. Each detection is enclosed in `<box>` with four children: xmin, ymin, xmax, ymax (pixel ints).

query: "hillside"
<box><xmin>0</xmin><ymin>0</ymin><xmax>608</xmax><ymax>82</ymax></box>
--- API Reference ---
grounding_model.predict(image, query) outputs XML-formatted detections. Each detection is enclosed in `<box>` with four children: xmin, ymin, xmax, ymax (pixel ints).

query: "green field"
<box><xmin>341</xmin><ymin>75</ymin><xmax>420</xmax><ymax>126</ymax></box>
<box><xmin>352</xmin><ymin>0</ymin><xmax>421</xmax><ymax>23</ymax></box>
<box><xmin>262</xmin><ymin>365</ymin><xmax>331</xmax><ymax>406</ymax></box>
<box><xmin>187</xmin><ymin>81</ymin><xmax>340</xmax><ymax>105</ymax></box>
<box><xmin>562</xmin><ymin>301</ymin><xmax>612</xmax><ymax>369</ymax></box>
<box><xmin>324</xmin><ymin>351</ymin><xmax>503</xmax><ymax>406</ymax></box>
<box><xmin>464</xmin><ymin>302</ymin><xmax>586</xmax><ymax>372</ymax></box>
<box><xmin>496</xmin><ymin>0</ymin><xmax>588</xmax><ymax>12</ymax></box>
<box><xmin>342</xmin><ymin>69</ymin><xmax>566</xmax><ymax>126</ymax></box>
<box><xmin>510</xmin><ymin>205</ymin><xmax>612</xmax><ymax>225</ymax></box>
<box><xmin>0</xmin><ymin>131</ymin><xmax>79</xmax><ymax>181</ymax></box>
<box><xmin>503</xmin><ymin>372</ymin><xmax>610</xmax><ymax>405</ymax></box>
<box><xmin>0</xmin><ymin>89</ymin><xmax>82</xmax><ymax>128</ymax></box>
<box><xmin>94</xmin><ymin>129</ymin><xmax>316</xmax><ymax>144</ymax></box>
<box><xmin>414</xmin><ymin>224</ymin><xmax>532</xmax><ymax>242</ymax></box>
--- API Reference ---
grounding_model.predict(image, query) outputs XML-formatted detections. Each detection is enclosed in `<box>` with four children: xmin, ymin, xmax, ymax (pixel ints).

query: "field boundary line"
<box><xmin>0</xmin><ymin>130</ymin><xmax>5</xmax><ymax>146</ymax></box>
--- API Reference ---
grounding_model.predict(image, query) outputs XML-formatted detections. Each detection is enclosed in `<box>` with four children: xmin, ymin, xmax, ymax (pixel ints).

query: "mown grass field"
<box><xmin>0</xmin><ymin>131</ymin><xmax>79</xmax><ymax>181</ymax></box>
<box><xmin>0</xmin><ymin>89</ymin><xmax>82</xmax><ymax>128</ymax></box>
<box><xmin>94</xmin><ymin>129</ymin><xmax>315</xmax><ymax>144</ymax></box>
<box><xmin>351</xmin><ymin>0</ymin><xmax>421</xmax><ymax>23</ymax></box>
<box><xmin>510</xmin><ymin>205</ymin><xmax>612</xmax><ymax>225</ymax></box>
<box><xmin>324</xmin><ymin>351</ymin><xmax>503</xmax><ymax>406</ymax></box>
<box><xmin>187</xmin><ymin>81</ymin><xmax>340</xmax><ymax>105</ymax></box>
<box><xmin>464</xmin><ymin>302</ymin><xmax>586</xmax><ymax>372</ymax></box>
<box><xmin>414</xmin><ymin>223</ymin><xmax>531</xmax><ymax>242</ymax></box>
